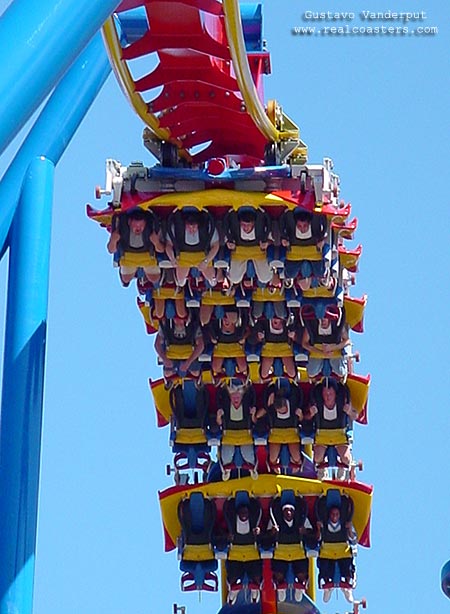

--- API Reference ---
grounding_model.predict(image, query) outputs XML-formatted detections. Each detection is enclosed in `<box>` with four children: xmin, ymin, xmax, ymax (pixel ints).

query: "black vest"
<box><xmin>114</xmin><ymin>211</ymin><xmax>155</xmax><ymax>253</ymax></box>
<box><xmin>280</xmin><ymin>210</ymin><xmax>326</xmax><ymax>247</ymax></box>
<box><xmin>312</xmin><ymin>382</ymin><xmax>350</xmax><ymax>430</ymax></box>
<box><xmin>316</xmin><ymin>495</ymin><xmax>354</xmax><ymax>544</ymax></box>
<box><xmin>168</xmin><ymin>210</ymin><xmax>212</xmax><ymax>253</ymax></box>
<box><xmin>271</xmin><ymin>496</ymin><xmax>307</xmax><ymax>544</ymax></box>
<box><xmin>162</xmin><ymin>320</ymin><xmax>197</xmax><ymax>347</ymax></box>
<box><xmin>224</xmin><ymin>208</ymin><xmax>270</xmax><ymax>247</ymax></box>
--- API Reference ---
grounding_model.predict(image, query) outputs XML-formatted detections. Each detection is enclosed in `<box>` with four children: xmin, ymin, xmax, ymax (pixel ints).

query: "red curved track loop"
<box><xmin>115</xmin><ymin>0</ymin><xmax>270</xmax><ymax>164</ymax></box>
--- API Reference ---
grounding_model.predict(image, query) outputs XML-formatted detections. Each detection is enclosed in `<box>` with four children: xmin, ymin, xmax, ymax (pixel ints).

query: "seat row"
<box><xmin>176</xmin><ymin>488</ymin><xmax>358</xmax><ymax>606</ymax></box>
<box><xmin>153</xmin><ymin>376</ymin><xmax>368</xmax><ymax>483</ymax></box>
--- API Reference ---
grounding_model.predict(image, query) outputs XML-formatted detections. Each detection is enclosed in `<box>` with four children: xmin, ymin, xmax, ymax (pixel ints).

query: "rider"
<box><xmin>154</xmin><ymin>314</ymin><xmax>204</xmax><ymax>382</ymax></box>
<box><xmin>224</xmin><ymin>497</ymin><xmax>263</xmax><ymax>604</ymax></box>
<box><xmin>301</xmin><ymin>305</ymin><xmax>351</xmax><ymax>380</ymax></box>
<box><xmin>316</xmin><ymin>494</ymin><xmax>357</xmax><ymax>603</ymax></box>
<box><xmin>107</xmin><ymin>208</ymin><xmax>164</xmax><ymax>286</ymax></box>
<box><xmin>208</xmin><ymin>307</ymin><xmax>248</xmax><ymax>377</ymax></box>
<box><xmin>256</xmin><ymin>315</ymin><xmax>297</xmax><ymax>379</ymax></box>
<box><xmin>216</xmin><ymin>380</ymin><xmax>257</xmax><ymax>480</ymax></box>
<box><xmin>279</xmin><ymin>208</ymin><xmax>328</xmax><ymax>290</ymax></box>
<box><xmin>257</xmin><ymin>380</ymin><xmax>304</xmax><ymax>472</ymax></box>
<box><xmin>269</xmin><ymin>494</ymin><xmax>314</xmax><ymax>602</ymax></box>
<box><xmin>165</xmin><ymin>209</ymin><xmax>219</xmax><ymax>287</ymax></box>
<box><xmin>304</xmin><ymin>378</ymin><xmax>357</xmax><ymax>480</ymax></box>
<box><xmin>224</xmin><ymin>207</ymin><xmax>275</xmax><ymax>286</ymax></box>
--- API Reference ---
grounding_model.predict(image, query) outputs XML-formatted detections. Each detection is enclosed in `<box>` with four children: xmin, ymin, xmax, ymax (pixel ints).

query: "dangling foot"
<box><xmin>277</xmin><ymin>588</ymin><xmax>287</xmax><ymax>602</ymax></box>
<box><xmin>228</xmin><ymin>589</ymin><xmax>239</xmax><ymax>605</ymax></box>
<box><xmin>222</xmin><ymin>468</ymin><xmax>231</xmax><ymax>481</ymax></box>
<box><xmin>316</xmin><ymin>466</ymin><xmax>328</xmax><ymax>480</ymax></box>
<box><xmin>250</xmin><ymin>589</ymin><xmax>260</xmax><ymax>603</ymax></box>
<box><xmin>323</xmin><ymin>587</ymin><xmax>333</xmax><ymax>602</ymax></box>
<box><xmin>341</xmin><ymin>587</ymin><xmax>354</xmax><ymax>603</ymax></box>
<box><xmin>337</xmin><ymin>466</ymin><xmax>348</xmax><ymax>481</ymax></box>
<box><xmin>294</xmin><ymin>588</ymin><xmax>304</xmax><ymax>602</ymax></box>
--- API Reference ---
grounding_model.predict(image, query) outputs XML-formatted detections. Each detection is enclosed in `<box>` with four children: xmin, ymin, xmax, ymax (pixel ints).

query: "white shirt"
<box><xmin>295</xmin><ymin>226</ymin><xmax>312</xmax><ymax>239</ymax></box>
<box><xmin>323</xmin><ymin>404</ymin><xmax>337</xmax><ymax>421</ymax></box>
<box><xmin>318</xmin><ymin>321</ymin><xmax>332</xmax><ymax>335</ymax></box>
<box><xmin>240</xmin><ymin>227</ymin><xmax>256</xmax><ymax>241</ymax></box>
<box><xmin>236</xmin><ymin>517</ymin><xmax>250</xmax><ymax>534</ymax></box>
<box><xmin>129</xmin><ymin>232</ymin><xmax>144</xmax><ymax>249</ymax></box>
<box><xmin>230</xmin><ymin>404</ymin><xmax>244</xmax><ymax>422</ymax></box>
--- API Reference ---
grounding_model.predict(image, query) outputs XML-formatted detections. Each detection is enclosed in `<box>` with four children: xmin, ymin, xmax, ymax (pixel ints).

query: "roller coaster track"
<box><xmin>103</xmin><ymin>0</ymin><xmax>306</xmax><ymax>165</ymax></box>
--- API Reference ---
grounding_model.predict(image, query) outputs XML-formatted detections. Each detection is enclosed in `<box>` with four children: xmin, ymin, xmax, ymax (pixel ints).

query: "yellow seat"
<box><xmin>222</xmin><ymin>430</ymin><xmax>253</xmax><ymax>446</ymax></box>
<box><xmin>261</xmin><ymin>342</ymin><xmax>293</xmax><ymax>358</ymax></box>
<box><xmin>177</xmin><ymin>251</ymin><xmax>212</xmax><ymax>268</ymax></box>
<box><xmin>302</xmin><ymin>286</ymin><xmax>335</xmax><ymax>299</ymax></box>
<box><xmin>253</xmin><ymin>287</ymin><xmax>284</xmax><ymax>302</ymax></box>
<box><xmin>154</xmin><ymin>287</ymin><xmax>182</xmax><ymax>299</ymax></box>
<box><xmin>182</xmin><ymin>544</ymin><xmax>215</xmax><ymax>562</ymax></box>
<box><xmin>234</xmin><ymin>245</ymin><xmax>266</xmax><ymax>260</ymax></box>
<box><xmin>167</xmin><ymin>345</ymin><xmax>194</xmax><ymax>360</ymax></box>
<box><xmin>213</xmin><ymin>342</ymin><xmax>245</xmax><ymax>358</ymax></box>
<box><xmin>269</xmin><ymin>428</ymin><xmax>299</xmax><ymax>444</ymax></box>
<box><xmin>120</xmin><ymin>251</ymin><xmax>158</xmax><ymax>267</ymax></box>
<box><xmin>319</xmin><ymin>542</ymin><xmax>351</xmax><ymax>560</ymax></box>
<box><xmin>315</xmin><ymin>428</ymin><xmax>348</xmax><ymax>446</ymax></box>
<box><xmin>228</xmin><ymin>543</ymin><xmax>260</xmax><ymax>562</ymax></box>
<box><xmin>175</xmin><ymin>428</ymin><xmax>207</xmax><ymax>445</ymax></box>
<box><xmin>201</xmin><ymin>291</ymin><xmax>235</xmax><ymax>306</ymax></box>
<box><xmin>274</xmin><ymin>543</ymin><xmax>306</xmax><ymax>561</ymax></box>
<box><xmin>309</xmin><ymin>347</ymin><xmax>341</xmax><ymax>359</ymax></box>
<box><xmin>288</xmin><ymin>245</ymin><xmax>322</xmax><ymax>261</ymax></box>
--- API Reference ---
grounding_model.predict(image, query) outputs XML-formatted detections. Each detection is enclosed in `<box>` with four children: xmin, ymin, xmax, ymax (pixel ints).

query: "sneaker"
<box><xmin>337</xmin><ymin>466</ymin><xmax>347</xmax><ymax>481</ymax></box>
<box><xmin>269</xmin><ymin>259</ymin><xmax>284</xmax><ymax>268</ymax></box>
<box><xmin>298</xmin><ymin>277</ymin><xmax>311</xmax><ymax>291</ymax></box>
<box><xmin>294</xmin><ymin>588</ymin><xmax>304</xmax><ymax>602</ymax></box>
<box><xmin>316</xmin><ymin>466</ymin><xmax>328</xmax><ymax>480</ymax></box>
<box><xmin>228</xmin><ymin>589</ymin><xmax>239</xmax><ymax>605</ymax></box>
<box><xmin>277</xmin><ymin>588</ymin><xmax>287</xmax><ymax>602</ymax></box>
<box><xmin>250</xmin><ymin>589</ymin><xmax>260</xmax><ymax>603</ymax></box>
<box><xmin>158</xmin><ymin>259</ymin><xmax>173</xmax><ymax>269</ymax></box>
<box><xmin>236</xmin><ymin>298</ymin><xmax>250</xmax><ymax>307</ymax></box>
<box><xmin>287</xmin><ymin>298</ymin><xmax>301</xmax><ymax>308</ymax></box>
<box><xmin>323</xmin><ymin>588</ymin><xmax>333</xmax><ymax>602</ymax></box>
<box><xmin>250</xmin><ymin>468</ymin><xmax>258</xmax><ymax>480</ymax></box>
<box><xmin>341</xmin><ymin>588</ymin><xmax>354</xmax><ymax>603</ymax></box>
<box><xmin>247</xmin><ymin>353</ymin><xmax>260</xmax><ymax>362</ymax></box>
<box><xmin>222</xmin><ymin>468</ymin><xmax>231</xmax><ymax>481</ymax></box>
<box><xmin>186</xmin><ymin>298</ymin><xmax>200</xmax><ymax>307</ymax></box>
<box><xmin>215</xmin><ymin>259</ymin><xmax>228</xmax><ymax>269</ymax></box>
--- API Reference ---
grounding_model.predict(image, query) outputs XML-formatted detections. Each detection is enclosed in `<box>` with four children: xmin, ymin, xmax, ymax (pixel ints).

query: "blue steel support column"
<box><xmin>0</xmin><ymin>156</ymin><xmax>54</xmax><ymax>614</ymax></box>
<box><xmin>0</xmin><ymin>0</ymin><xmax>121</xmax><ymax>156</ymax></box>
<box><xmin>0</xmin><ymin>27</ymin><xmax>112</xmax><ymax>614</ymax></box>
<box><xmin>0</xmin><ymin>31</ymin><xmax>111</xmax><ymax>256</ymax></box>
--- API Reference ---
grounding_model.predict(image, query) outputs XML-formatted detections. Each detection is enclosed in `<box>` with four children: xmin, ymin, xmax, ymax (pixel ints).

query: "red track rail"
<box><xmin>114</xmin><ymin>0</ymin><xmax>270</xmax><ymax>163</ymax></box>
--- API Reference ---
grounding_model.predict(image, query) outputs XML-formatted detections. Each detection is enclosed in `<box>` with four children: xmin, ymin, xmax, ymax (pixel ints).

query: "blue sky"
<box><xmin>1</xmin><ymin>1</ymin><xmax>449</xmax><ymax>613</ymax></box>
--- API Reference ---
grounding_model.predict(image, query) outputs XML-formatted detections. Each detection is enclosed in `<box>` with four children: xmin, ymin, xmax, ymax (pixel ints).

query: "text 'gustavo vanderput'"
<box><xmin>302</xmin><ymin>11</ymin><xmax>427</xmax><ymax>22</ymax></box>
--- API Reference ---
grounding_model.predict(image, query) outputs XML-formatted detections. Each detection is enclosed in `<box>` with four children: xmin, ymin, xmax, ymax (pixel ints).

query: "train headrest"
<box><xmin>326</xmin><ymin>488</ymin><xmax>342</xmax><ymax>510</ymax></box>
<box><xmin>189</xmin><ymin>492</ymin><xmax>206</xmax><ymax>534</ymax></box>
<box><xmin>280</xmin><ymin>490</ymin><xmax>296</xmax><ymax>508</ymax></box>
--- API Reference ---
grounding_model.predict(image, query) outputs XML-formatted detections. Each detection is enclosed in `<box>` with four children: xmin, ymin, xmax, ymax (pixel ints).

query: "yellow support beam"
<box><xmin>102</xmin><ymin>17</ymin><xmax>170</xmax><ymax>141</ymax></box>
<box><xmin>222</xmin><ymin>0</ymin><xmax>300</xmax><ymax>143</ymax></box>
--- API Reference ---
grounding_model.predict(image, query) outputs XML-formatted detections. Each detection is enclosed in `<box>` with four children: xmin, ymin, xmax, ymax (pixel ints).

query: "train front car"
<box><xmin>88</xmin><ymin>2</ymin><xmax>372</xmax><ymax>613</ymax></box>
